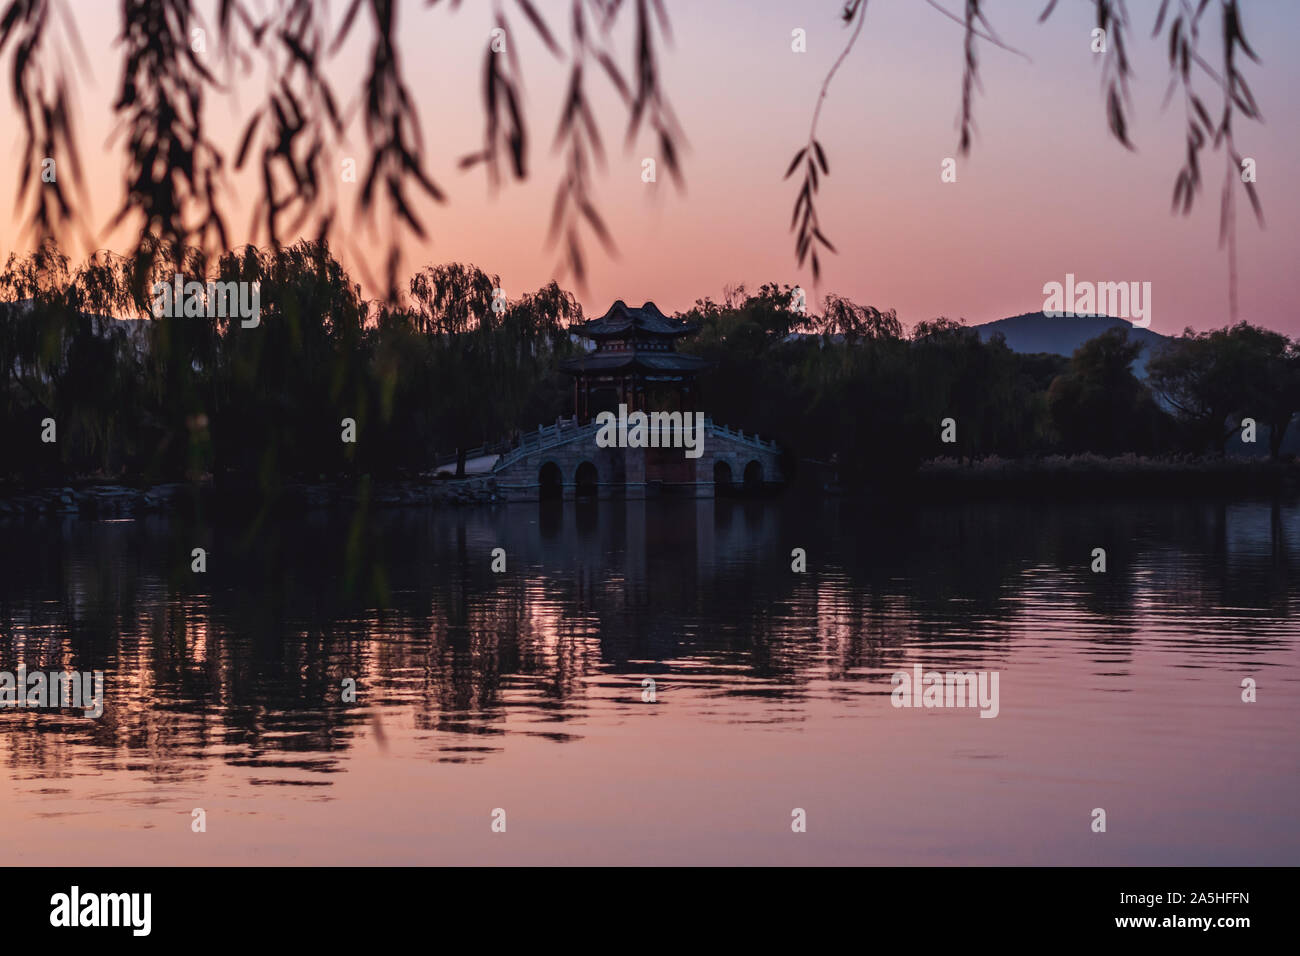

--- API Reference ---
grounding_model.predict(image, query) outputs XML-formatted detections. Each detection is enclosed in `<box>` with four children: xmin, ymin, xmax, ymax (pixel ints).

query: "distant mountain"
<box><xmin>974</xmin><ymin>312</ymin><xmax>1171</xmax><ymax>377</ymax></box>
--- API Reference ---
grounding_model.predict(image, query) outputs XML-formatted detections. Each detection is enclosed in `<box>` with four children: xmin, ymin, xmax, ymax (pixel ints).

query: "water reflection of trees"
<box><xmin>0</xmin><ymin>496</ymin><xmax>1294</xmax><ymax>781</ymax></box>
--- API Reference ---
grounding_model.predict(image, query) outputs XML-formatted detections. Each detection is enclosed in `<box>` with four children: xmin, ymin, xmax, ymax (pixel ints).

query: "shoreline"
<box><xmin>894</xmin><ymin>455</ymin><xmax>1300</xmax><ymax>499</ymax></box>
<box><xmin>2</xmin><ymin>456</ymin><xmax>1298</xmax><ymax>519</ymax></box>
<box><xmin>0</xmin><ymin>475</ymin><xmax>504</xmax><ymax>520</ymax></box>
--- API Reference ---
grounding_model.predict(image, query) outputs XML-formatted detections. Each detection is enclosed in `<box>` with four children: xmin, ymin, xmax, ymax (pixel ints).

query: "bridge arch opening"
<box><xmin>743</xmin><ymin>460</ymin><xmax>763</xmax><ymax>491</ymax></box>
<box><xmin>713</xmin><ymin>460</ymin><xmax>732</xmax><ymax>490</ymax></box>
<box><xmin>539</xmin><ymin>461</ymin><xmax>563</xmax><ymax>500</ymax></box>
<box><xmin>574</xmin><ymin>461</ymin><xmax>599</xmax><ymax>497</ymax></box>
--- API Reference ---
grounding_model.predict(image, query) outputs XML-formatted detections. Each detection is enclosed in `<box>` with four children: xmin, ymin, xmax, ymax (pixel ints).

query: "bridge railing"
<box><xmin>432</xmin><ymin>439</ymin><xmax>511</xmax><ymax>469</ymax></box>
<box><xmin>493</xmin><ymin>417</ymin><xmax>593</xmax><ymax>472</ymax></box>
<box><xmin>488</xmin><ymin>415</ymin><xmax>779</xmax><ymax>476</ymax></box>
<box><xmin>701</xmin><ymin>418</ymin><xmax>781</xmax><ymax>453</ymax></box>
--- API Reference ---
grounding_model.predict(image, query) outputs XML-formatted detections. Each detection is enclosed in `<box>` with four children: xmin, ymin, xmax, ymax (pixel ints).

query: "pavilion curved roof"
<box><xmin>574</xmin><ymin>300</ymin><xmax>698</xmax><ymax>340</ymax></box>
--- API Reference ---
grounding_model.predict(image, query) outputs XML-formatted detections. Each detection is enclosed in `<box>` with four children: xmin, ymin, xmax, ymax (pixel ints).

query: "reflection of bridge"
<box><xmin>492</xmin><ymin>416</ymin><xmax>784</xmax><ymax>501</ymax></box>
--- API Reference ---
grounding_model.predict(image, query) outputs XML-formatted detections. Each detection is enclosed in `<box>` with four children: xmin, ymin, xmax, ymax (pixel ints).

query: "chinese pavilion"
<box><xmin>489</xmin><ymin>298</ymin><xmax>783</xmax><ymax>500</ymax></box>
<box><xmin>560</xmin><ymin>300</ymin><xmax>711</xmax><ymax>422</ymax></box>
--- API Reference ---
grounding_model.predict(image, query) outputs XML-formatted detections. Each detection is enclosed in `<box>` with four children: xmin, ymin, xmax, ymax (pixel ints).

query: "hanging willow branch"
<box><xmin>789</xmin><ymin>0</ymin><xmax>1265</xmax><ymax>311</ymax></box>
<box><xmin>0</xmin><ymin>0</ymin><xmax>682</xmax><ymax>300</ymax></box>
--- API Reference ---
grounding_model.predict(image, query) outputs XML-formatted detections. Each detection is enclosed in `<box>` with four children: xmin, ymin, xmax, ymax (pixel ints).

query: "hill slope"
<box><xmin>974</xmin><ymin>312</ymin><xmax>1170</xmax><ymax>377</ymax></box>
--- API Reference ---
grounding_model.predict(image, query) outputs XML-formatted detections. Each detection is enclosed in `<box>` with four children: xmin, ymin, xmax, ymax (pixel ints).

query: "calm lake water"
<box><xmin>1</xmin><ymin>495</ymin><xmax>1297</xmax><ymax>865</ymax></box>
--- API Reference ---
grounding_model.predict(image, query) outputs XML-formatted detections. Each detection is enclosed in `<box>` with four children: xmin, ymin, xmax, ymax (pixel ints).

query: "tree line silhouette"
<box><xmin>1</xmin><ymin>241</ymin><xmax>1296</xmax><ymax>494</ymax></box>
<box><xmin>679</xmin><ymin>285</ymin><xmax>1297</xmax><ymax>486</ymax></box>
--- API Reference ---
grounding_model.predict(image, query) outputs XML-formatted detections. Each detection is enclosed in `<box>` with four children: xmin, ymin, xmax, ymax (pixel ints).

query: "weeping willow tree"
<box><xmin>0</xmin><ymin>244</ymin><xmax>146</xmax><ymax>480</ymax></box>
<box><xmin>408</xmin><ymin>262</ymin><xmax>582</xmax><ymax>475</ymax></box>
<box><xmin>0</xmin><ymin>240</ymin><xmax>587</xmax><ymax>487</ymax></box>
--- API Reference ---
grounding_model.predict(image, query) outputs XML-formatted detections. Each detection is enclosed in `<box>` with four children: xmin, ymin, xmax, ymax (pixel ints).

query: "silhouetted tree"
<box><xmin>1148</xmin><ymin>322</ymin><xmax>1298</xmax><ymax>457</ymax></box>
<box><xmin>1048</xmin><ymin>327</ymin><xmax>1168</xmax><ymax>454</ymax></box>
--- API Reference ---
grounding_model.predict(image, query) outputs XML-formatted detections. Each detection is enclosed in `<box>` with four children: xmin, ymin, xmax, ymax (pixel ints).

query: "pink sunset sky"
<box><xmin>2</xmin><ymin>0</ymin><xmax>1298</xmax><ymax>336</ymax></box>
